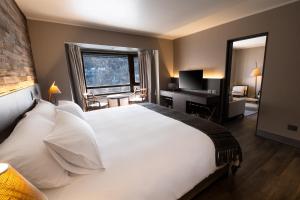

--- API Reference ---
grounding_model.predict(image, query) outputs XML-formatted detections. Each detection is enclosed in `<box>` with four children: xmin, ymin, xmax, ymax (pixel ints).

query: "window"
<box><xmin>82</xmin><ymin>52</ymin><xmax>139</xmax><ymax>95</ymax></box>
<box><xmin>134</xmin><ymin>56</ymin><xmax>139</xmax><ymax>83</ymax></box>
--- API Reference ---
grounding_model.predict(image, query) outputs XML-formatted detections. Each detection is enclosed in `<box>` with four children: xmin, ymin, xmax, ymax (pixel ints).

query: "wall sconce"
<box><xmin>203</xmin><ymin>70</ymin><xmax>224</xmax><ymax>79</ymax></box>
<box><xmin>172</xmin><ymin>72</ymin><xmax>179</xmax><ymax>78</ymax></box>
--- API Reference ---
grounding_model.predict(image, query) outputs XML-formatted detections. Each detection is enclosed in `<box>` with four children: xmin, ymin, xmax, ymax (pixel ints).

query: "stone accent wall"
<box><xmin>0</xmin><ymin>0</ymin><xmax>36</xmax><ymax>96</ymax></box>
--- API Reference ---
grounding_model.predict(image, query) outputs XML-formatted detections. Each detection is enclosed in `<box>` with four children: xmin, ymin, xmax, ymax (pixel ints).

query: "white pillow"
<box><xmin>44</xmin><ymin>110</ymin><xmax>104</xmax><ymax>174</ymax></box>
<box><xmin>57</xmin><ymin>100</ymin><xmax>85</xmax><ymax>120</ymax></box>
<box><xmin>0</xmin><ymin>114</ymin><xmax>71</xmax><ymax>189</ymax></box>
<box><xmin>26</xmin><ymin>99</ymin><xmax>56</xmax><ymax>121</ymax></box>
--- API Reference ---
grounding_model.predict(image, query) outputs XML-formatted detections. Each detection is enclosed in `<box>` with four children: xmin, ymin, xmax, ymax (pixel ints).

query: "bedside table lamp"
<box><xmin>0</xmin><ymin>163</ymin><xmax>47</xmax><ymax>200</ymax></box>
<box><xmin>250</xmin><ymin>62</ymin><xmax>262</xmax><ymax>98</ymax></box>
<box><xmin>48</xmin><ymin>81</ymin><xmax>61</xmax><ymax>105</ymax></box>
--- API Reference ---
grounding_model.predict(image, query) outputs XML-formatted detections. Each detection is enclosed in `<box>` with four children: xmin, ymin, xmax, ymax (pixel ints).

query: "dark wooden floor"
<box><xmin>194</xmin><ymin>114</ymin><xmax>300</xmax><ymax>200</ymax></box>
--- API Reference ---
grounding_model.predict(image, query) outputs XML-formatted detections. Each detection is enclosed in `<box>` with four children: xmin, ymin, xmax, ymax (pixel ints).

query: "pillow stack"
<box><xmin>0</xmin><ymin>100</ymin><xmax>104</xmax><ymax>189</ymax></box>
<box><xmin>56</xmin><ymin>100</ymin><xmax>86</xmax><ymax>120</ymax></box>
<box><xmin>44</xmin><ymin>109</ymin><xmax>104</xmax><ymax>174</ymax></box>
<box><xmin>0</xmin><ymin>100</ymin><xmax>70</xmax><ymax>189</ymax></box>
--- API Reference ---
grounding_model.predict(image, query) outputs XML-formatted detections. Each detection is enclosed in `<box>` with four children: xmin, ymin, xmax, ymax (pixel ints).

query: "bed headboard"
<box><xmin>0</xmin><ymin>85</ymin><xmax>41</xmax><ymax>143</ymax></box>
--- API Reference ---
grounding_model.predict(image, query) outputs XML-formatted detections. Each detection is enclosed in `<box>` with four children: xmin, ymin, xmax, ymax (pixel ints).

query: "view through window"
<box><xmin>134</xmin><ymin>56</ymin><xmax>139</xmax><ymax>83</ymax></box>
<box><xmin>82</xmin><ymin>53</ymin><xmax>139</xmax><ymax>95</ymax></box>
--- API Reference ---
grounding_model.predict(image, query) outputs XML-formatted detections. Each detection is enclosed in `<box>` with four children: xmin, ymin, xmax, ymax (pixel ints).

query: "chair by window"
<box><xmin>83</xmin><ymin>93</ymin><xmax>107</xmax><ymax>111</ymax></box>
<box><xmin>129</xmin><ymin>88</ymin><xmax>147</xmax><ymax>104</ymax></box>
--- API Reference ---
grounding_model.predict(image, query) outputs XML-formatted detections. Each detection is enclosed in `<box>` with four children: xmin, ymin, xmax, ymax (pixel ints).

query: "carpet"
<box><xmin>244</xmin><ymin>103</ymin><xmax>258</xmax><ymax>116</ymax></box>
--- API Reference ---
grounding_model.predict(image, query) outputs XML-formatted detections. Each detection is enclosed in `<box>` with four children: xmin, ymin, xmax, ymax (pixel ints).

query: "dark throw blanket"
<box><xmin>141</xmin><ymin>103</ymin><xmax>242</xmax><ymax>168</ymax></box>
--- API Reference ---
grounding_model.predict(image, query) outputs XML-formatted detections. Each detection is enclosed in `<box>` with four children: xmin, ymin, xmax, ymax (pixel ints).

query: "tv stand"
<box><xmin>160</xmin><ymin>90</ymin><xmax>220</xmax><ymax>120</ymax></box>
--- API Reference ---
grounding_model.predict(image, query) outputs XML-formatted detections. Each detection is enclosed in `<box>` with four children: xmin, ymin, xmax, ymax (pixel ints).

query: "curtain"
<box><xmin>65</xmin><ymin>44</ymin><xmax>86</xmax><ymax>110</ymax></box>
<box><xmin>138</xmin><ymin>50</ymin><xmax>159</xmax><ymax>103</ymax></box>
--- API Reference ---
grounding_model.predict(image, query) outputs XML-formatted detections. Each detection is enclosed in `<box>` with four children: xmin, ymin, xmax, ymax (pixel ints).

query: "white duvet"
<box><xmin>43</xmin><ymin>104</ymin><xmax>217</xmax><ymax>200</ymax></box>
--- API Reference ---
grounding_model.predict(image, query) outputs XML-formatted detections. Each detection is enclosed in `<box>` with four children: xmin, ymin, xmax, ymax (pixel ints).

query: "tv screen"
<box><xmin>179</xmin><ymin>70</ymin><xmax>203</xmax><ymax>90</ymax></box>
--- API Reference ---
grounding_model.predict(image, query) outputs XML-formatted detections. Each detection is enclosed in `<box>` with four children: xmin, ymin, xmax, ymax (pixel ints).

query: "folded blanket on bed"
<box><xmin>141</xmin><ymin>103</ymin><xmax>242</xmax><ymax>168</ymax></box>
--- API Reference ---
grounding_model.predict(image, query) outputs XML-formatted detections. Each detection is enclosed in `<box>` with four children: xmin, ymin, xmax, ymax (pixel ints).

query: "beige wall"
<box><xmin>27</xmin><ymin>20</ymin><xmax>173</xmax><ymax>100</ymax></box>
<box><xmin>174</xmin><ymin>2</ymin><xmax>300</xmax><ymax>141</ymax></box>
<box><xmin>231</xmin><ymin>47</ymin><xmax>265</xmax><ymax>97</ymax></box>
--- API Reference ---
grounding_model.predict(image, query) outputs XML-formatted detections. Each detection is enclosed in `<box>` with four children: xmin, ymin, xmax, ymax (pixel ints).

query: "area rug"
<box><xmin>244</xmin><ymin>103</ymin><xmax>258</xmax><ymax>116</ymax></box>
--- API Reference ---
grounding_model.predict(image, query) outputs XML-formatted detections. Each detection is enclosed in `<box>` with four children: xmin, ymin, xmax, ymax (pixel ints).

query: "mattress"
<box><xmin>42</xmin><ymin>104</ymin><xmax>217</xmax><ymax>200</ymax></box>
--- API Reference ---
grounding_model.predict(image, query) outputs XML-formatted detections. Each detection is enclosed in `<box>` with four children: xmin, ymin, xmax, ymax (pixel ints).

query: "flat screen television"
<box><xmin>179</xmin><ymin>70</ymin><xmax>203</xmax><ymax>90</ymax></box>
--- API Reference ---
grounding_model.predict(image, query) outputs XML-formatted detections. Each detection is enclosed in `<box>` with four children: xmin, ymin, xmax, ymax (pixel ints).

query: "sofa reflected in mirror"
<box><xmin>231</xmin><ymin>85</ymin><xmax>248</xmax><ymax>97</ymax></box>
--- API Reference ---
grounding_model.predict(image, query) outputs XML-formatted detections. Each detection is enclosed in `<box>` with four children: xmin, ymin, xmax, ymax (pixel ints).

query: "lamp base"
<box><xmin>49</xmin><ymin>94</ymin><xmax>58</xmax><ymax>105</ymax></box>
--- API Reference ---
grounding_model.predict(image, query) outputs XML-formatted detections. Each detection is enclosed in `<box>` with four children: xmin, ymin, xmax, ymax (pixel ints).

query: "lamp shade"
<box><xmin>48</xmin><ymin>81</ymin><xmax>61</xmax><ymax>95</ymax></box>
<box><xmin>250</xmin><ymin>67</ymin><xmax>262</xmax><ymax>77</ymax></box>
<box><xmin>0</xmin><ymin>163</ymin><xmax>47</xmax><ymax>200</ymax></box>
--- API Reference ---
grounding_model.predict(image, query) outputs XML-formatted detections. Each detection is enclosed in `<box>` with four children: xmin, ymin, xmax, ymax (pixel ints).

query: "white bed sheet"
<box><xmin>43</xmin><ymin>104</ymin><xmax>217</xmax><ymax>200</ymax></box>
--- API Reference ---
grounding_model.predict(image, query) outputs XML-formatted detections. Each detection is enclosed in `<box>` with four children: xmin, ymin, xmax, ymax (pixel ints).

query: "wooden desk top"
<box><xmin>160</xmin><ymin>90</ymin><xmax>219</xmax><ymax>97</ymax></box>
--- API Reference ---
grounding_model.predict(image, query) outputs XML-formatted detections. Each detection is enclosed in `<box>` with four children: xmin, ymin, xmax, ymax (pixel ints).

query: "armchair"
<box><xmin>129</xmin><ymin>88</ymin><xmax>147</xmax><ymax>103</ymax></box>
<box><xmin>83</xmin><ymin>93</ymin><xmax>108</xmax><ymax>111</ymax></box>
<box><xmin>232</xmin><ymin>85</ymin><xmax>248</xmax><ymax>97</ymax></box>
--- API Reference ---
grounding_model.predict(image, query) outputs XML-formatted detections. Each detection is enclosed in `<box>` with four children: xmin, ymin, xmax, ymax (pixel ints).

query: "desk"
<box><xmin>160</xmin><ymin>90</ymin><xmax>220</xmax><ymax>119</ymax></box>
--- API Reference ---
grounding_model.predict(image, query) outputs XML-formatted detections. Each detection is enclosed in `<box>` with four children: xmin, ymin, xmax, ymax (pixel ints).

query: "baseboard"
<box><xmin>257</xmin><ymin>130</ymin><xmax>300</xmax><ymax>148</ymax></box>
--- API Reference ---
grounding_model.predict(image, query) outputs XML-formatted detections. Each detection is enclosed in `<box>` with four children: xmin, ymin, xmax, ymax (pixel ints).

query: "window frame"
<box><xmin>81</xmin><ymin>50</ymin><xmax>139</xmax><ymax>95</ymax></box>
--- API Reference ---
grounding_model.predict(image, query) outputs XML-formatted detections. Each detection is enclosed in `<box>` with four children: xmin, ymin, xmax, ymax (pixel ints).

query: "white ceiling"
<box><xmin>233</xmin><ymin>36</ymin><xmax>267</xmax><ymax>49</ymax></box>
<box><xmin>16</xmin><ymin>0</ymin><xmax>298</xmax><ymax>39</ymax></box>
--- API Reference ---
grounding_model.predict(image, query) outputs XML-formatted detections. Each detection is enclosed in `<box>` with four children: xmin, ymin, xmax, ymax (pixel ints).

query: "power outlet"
<box><xmin>287</xmin><ymin>124</ymin><xmax>298</xmax><ymax>132</ymax></box>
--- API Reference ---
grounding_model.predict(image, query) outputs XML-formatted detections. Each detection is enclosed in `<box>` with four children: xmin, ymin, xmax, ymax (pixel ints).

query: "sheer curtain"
<box><xmin>65</xmin><ymin>43</ymin><xmax>86</xmax><ymax>110</ymax></box>
<box><xmin>138</xmin><ymin>49</ymin><xmax>159</xmax><ymax>103</ymax></box>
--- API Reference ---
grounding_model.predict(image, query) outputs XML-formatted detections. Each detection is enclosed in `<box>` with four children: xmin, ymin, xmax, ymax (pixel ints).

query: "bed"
<box><xmin>0</xmin><ymin>86</ymin><xmax>242</xmax><ymax>200</ymax></box>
